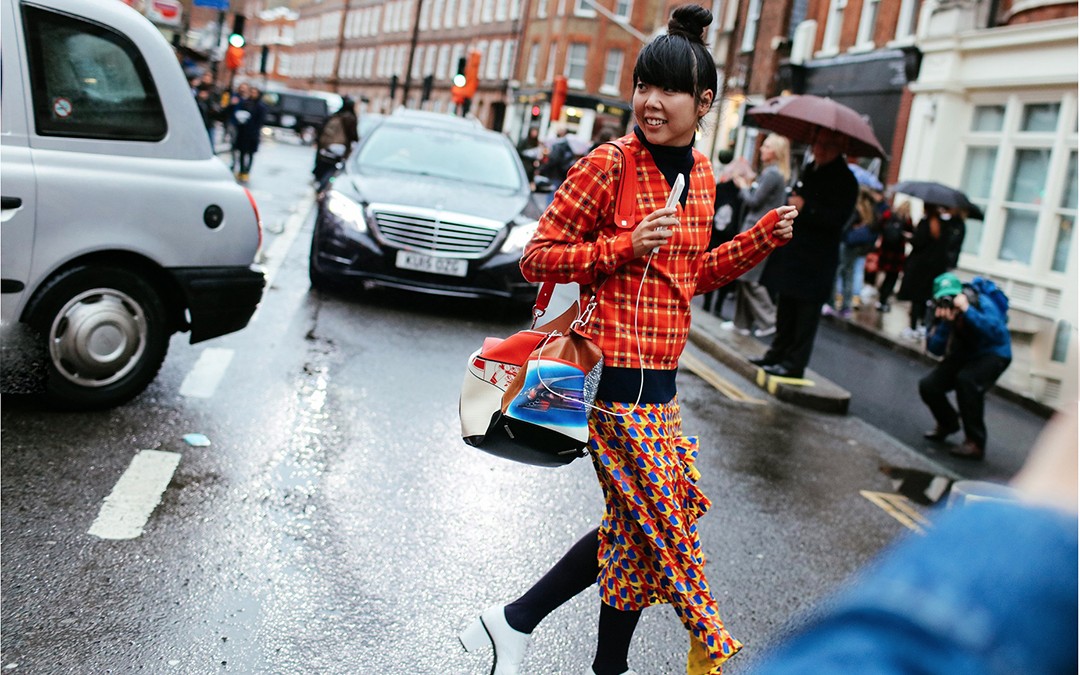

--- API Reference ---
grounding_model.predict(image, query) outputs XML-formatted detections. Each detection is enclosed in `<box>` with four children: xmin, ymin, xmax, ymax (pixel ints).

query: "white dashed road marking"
<box><xmin>179</xmin><ymin>347</ymin><xmax>234</xmax><ymax>398</ymax></box>
<box><xmin>88</xmin><ymin>450</ymin><xmax>182</xmax><ymax>540</ymax></box>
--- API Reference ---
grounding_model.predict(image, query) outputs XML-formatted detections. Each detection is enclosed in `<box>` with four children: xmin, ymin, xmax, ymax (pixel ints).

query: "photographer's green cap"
<box><xmin>933</xmin><ymin>273</ymin><xmax>964</xmax><ymax>299</ymax></box>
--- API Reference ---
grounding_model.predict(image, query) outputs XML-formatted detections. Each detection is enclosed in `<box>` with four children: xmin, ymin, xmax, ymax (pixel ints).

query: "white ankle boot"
<box><xmin>459</xmin><ymin>604</ymin><xmax>531</xmax><ymax>675</ymax></box>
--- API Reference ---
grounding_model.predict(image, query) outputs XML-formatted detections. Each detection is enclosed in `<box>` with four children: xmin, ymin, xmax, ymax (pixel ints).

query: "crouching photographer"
<box><xmin>919</xmin><ymin>273</ymin><xmax>1012</xmax><ymax>460</ymax></box>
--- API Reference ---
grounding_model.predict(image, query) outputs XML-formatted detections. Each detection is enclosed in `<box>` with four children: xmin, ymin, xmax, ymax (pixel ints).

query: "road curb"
<box><xmin>689</xmin><ymin>309</ymin><xmax>851</xmax><ymax>415</ymax></box>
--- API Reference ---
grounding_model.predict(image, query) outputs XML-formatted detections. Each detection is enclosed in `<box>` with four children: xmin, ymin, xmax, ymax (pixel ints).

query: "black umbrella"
<box><xmin>893</xmin><ymin>180</ymin><xmax>984</xmax><ymax>220</ymax></box>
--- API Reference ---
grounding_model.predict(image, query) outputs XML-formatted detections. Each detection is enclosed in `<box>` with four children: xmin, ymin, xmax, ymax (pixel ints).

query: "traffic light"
<box><xmin>389</xmin><ymin>74</ymin><xmax>399</xmax><ymax>100</ymax></box>
<box><xmin>450</xmin><ymin>51</ymin><xmax>481</xmax><ymax>105</ymax></box>
<box><xmin>225</xmin><ymin>33</ymin><xmax>245</xmax><ymax>71</ymax></box>
<box><xmin>530</xmin><ymin>104</ymin><xmax>542</xmax><ymax>120</ymax></box>
<box><xmin>421</xmin><ymin>74</ymin><xmax>434</xmax><ymax>102</ymax></box>
<box><xmin>551</xmin><ymin>75</ymin><xmax>568</xmax><ymax>122</ymax></box>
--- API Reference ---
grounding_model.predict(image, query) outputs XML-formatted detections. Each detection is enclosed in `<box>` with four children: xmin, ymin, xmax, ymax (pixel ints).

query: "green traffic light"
<box><xmin>228</xmin><ymin>33</ymin><xmax>245</xmax><ymax>48</ymax></box>
<box><xmin>453</xmin><ymin>73</ymin><xmax>466</xmax><ymax>87</ymax></box>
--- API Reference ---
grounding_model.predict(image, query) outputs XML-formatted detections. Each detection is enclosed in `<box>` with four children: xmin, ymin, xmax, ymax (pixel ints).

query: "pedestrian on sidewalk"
<box><xmin>872</xmin><ymin>198</ymin><xmax>912</xmax><ymax>312</ymax></box>
<box><xmin>702</xmin><ymin>150</ymin><xmax>750</xmax><ymax>316</ymax></box>
<box><xmin>312</xmin><ymin>97</ymin><xmax>359</xmax><ymax>192</ymax></box>
<box><xmin>831</xmin><ymin>186</ymin><xmax>881</xmax><ymax>317</ymax></box>
<box><xmin>919</xmin><ymin>272</ymin><xmax>1012</xmax><ymax>460</ymax></box>
<box><xmin>725</xmin><ymin>133</ymin><xmax>790</xmax><ymax>336</ymax></box>
<box><xmin>754</xmin><ymin>130</ymin><xmax>859</xmax><ymax>379</ymax></box>
<box><xmin>459</xmin><ymin>7</ymin><xmax>797</xmax><ymax>675</ymax></box>
<box><xmin>227</xmin><ymin>85</ymin><xmax>267</xmax><ymax>183</ymax></box>
<box><xmin>896</xmin><ymin>205</ymin><xmax>965</xmax><ymax>340</ymax></box>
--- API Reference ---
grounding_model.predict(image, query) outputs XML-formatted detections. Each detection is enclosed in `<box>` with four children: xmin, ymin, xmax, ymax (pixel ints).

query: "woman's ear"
<box><xmin>697</xmin><ymin>89</ymin><xmax>715</xmax><ymax>116</ymax></box>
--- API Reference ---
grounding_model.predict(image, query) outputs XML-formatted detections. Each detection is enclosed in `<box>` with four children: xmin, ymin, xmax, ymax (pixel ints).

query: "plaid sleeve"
<box><xmin>521</xmin><ymin>148</ymin><xmax>637</xmax><ymax>285</ymax></box>
<box><xmin>695</xmin><ymin>209</ymin><xmax>788</xmax><ymax>293</ymax></box>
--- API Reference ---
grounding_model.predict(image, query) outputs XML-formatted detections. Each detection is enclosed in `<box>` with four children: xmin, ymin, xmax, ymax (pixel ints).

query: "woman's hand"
<box><xmin>772</xmin><ymin>205</ymin><xmax>797</xmax><ymax>240</ymax></box>
<box><xmin>631</xmin><ymin>207</ymin><xmax>678</xmax><ymax>257</ymax></box>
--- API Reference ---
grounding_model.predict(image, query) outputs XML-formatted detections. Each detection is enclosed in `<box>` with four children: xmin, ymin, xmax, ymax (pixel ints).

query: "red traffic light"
<box><xmin>531</xmin><ymin>105</ymin><xmax>541</xmax><ymax>117</ymax></box>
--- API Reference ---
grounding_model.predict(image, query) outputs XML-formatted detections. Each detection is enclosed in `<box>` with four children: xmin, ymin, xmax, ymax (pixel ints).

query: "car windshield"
<box><xmin>355</xmin><ymin>124</ymin><xmax>521</xmax><ymax>190</ymax></box>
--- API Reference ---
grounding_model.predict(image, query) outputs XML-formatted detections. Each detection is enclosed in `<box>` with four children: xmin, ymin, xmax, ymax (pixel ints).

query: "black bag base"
<box><xmin>464</xmin><ymin>412</ymin><xmax>588</xmax><ymax>467</ymax></box>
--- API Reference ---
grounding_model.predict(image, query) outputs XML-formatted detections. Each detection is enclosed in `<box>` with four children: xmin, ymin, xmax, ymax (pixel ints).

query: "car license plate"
<box><xmin>395</xmin><ymin>250</ymin><xmax>469</xmax><ymax>277</ymax></box>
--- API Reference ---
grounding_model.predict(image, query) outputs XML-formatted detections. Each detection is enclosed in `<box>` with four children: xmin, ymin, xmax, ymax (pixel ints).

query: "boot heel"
<box><xmin>459</xmin><ymin>617</ymin><xmax>489</xmax><ymax>652</ymax></box>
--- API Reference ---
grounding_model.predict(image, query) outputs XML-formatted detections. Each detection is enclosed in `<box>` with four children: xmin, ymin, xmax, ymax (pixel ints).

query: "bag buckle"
<box><xmin>570</xmin><ymin>296</ymin><xmax>597</xmax><ymax>330</ymax></box>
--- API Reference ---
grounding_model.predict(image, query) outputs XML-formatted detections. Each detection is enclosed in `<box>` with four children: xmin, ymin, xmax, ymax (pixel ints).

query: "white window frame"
<box><xmin>544</xmin><ymin>43</ymin><xmax>557</xmax><ymax>84</ymax></box>
<box><xmin>525</xmin><ymin>42</ymin><xmax>540</xmax><ymax>84</ymax></box>
<box><xmin>893</xmin><ymin>0</ymin><xmax>919</xmax><ymax>42</ymax></box>
<box><xmin>819</xmin><ymin>0</ymin><xmax>846</xmax><ymax>56</ymax></box>
<box><xmin>565</xmin><ymin>42</ymin><xmax>587</xmax><ymax>88</ymax></box>
<box><xmin>741</xmin><ymin>0</ymin><xmax>762</xmax><ymax>53</ymax></box>
<box><xmin>600</xmin><ymin>48</ymin><xmax>623</xmax><ymax>95</ymax></box>
<box><xmin>501</xmin><ymin>40</ymin><xmax>516</xmax><ymax>80</ymax></box>
<box><xmin>537</xmin><ymin>0</ymin><xmax>547</xmax><ymax>19</ymax></box>
<box><xmin>487</xmin><ymin>40</ymin><xmax>502</xmax><ymax>79</ymax></box>
<box><xmin>853</xmin><ymin>0</ymin><xmax>879</xmax><ymax>50</ymax></box>
<box><xmin>573</xmin><ymin>0</ymin><xmax>596</xmax><ymax>18</ymax></box>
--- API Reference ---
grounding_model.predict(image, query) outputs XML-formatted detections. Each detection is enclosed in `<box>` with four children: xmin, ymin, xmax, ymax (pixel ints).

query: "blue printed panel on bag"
<box><xmin>506</xmin><ymin>358</ymin><xmax>590</xmax><ymax>441</ymax></box>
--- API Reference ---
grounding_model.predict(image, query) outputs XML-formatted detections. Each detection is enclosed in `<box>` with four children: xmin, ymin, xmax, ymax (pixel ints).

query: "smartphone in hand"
<box><xmin>654</xmin><ymin>173</ymin><xmax>685</xmax><ymax>254</ymax></box>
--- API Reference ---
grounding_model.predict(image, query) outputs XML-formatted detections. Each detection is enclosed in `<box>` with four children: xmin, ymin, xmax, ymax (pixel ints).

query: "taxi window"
<box><xmin>22</xmin><ymin>4</ymin><xmax>167</xmax><ymax>141</ymax></box>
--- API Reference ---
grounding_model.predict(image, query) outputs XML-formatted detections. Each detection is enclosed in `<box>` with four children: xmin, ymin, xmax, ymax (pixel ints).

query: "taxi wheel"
<box><xmin>24</xmin><ymin>265</ymin><xmax>169</xmax><ymax>410</ymax></box>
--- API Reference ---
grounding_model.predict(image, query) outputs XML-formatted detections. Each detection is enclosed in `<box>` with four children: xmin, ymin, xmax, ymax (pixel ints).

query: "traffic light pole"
<box><xmin>400</xmin><ymin>0</ymin><xmax>426</xmax><ymax>106</ymax></box>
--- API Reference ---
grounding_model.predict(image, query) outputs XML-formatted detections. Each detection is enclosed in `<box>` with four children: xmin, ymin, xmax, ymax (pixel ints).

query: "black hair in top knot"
<box><xmin>668</xmin><ymin>4</ymin><xmax>710</xmax><ymax>43</ymax></box>
<box><xmin>633</xmin><ymin>4</ymin><xmax>717</xmax><ymax>105</ymax></box>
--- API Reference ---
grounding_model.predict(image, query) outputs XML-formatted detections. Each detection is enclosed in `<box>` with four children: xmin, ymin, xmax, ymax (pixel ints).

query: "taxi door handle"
<box><xmin>1</xmin><ymin>197</ymin><xmax>22</xmax><ymax>209</ymax></box>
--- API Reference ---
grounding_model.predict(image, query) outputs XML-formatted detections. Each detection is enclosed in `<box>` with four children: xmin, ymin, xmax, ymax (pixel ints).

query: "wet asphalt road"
<box><xmin>0</xmin><ymin>138</ymin><xmax>1034</xmax><ymax>674</ymax></box>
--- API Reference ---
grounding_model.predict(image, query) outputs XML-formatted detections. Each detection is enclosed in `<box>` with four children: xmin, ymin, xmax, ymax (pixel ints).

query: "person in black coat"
<box><xmin>228</xmin><ymin>86</ymin><xmax>267</xmax><ymax>183</ymax></box>
<box><xmin>755</xmin><ymin>129</ymin><xmax>858</xmax><ymax>378</ymax></box>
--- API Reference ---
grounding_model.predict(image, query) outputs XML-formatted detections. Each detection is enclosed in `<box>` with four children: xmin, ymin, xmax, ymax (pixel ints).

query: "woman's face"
<box><xmin>759</xmin><ymin>140</ymin><xmax>777</xmax><ymax>164</ymax></box>
<box><xmin>632</xmin><ymin>82</ymin><xmax>711</xmax><ymax>147</ymax></box>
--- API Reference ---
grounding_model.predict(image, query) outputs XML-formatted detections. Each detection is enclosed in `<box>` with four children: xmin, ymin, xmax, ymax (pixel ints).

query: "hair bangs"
<box><xmin>633</xmin><ymin>36</ymin><xmax>697</xmax><ymax>94</ymax></box>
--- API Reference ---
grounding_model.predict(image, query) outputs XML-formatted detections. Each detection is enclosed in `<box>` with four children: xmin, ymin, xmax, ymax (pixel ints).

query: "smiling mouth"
<box><xmin>644</xmin><ymin>118</ymin><xmax>667</xmax><ymax>127</ymax></box>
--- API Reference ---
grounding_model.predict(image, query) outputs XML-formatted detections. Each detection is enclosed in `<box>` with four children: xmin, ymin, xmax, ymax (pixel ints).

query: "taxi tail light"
<box><xmin>244</xmin><ymin>187</ymin><xmax>263</xmax><ymax>252</ymax></box>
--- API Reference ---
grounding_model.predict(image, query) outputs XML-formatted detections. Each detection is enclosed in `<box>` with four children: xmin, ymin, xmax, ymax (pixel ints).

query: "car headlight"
<box><xmin>326</xmin><ymin>190</ymin><xmax>368</xmax><ymax>233</ymax></box>
<box><xmin>501</xmin><ymin>218</ymin><xmax>539</xmax><ymax>253</ymax></box>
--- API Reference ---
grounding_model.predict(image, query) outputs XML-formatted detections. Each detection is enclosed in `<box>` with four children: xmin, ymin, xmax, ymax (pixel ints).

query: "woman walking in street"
<box><xmin>724</xmin><ymin>133</ymin><xmax>791</xmax><ymax>336</ymax></box>
<box><xmin>458</xmin><ymin>7</ymin><xmax>796</xmax><ymax>674</ymax></box>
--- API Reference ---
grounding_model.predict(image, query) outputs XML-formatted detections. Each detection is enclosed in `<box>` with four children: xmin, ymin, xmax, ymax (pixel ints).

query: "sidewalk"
<box><xmin>688</xmin><ymin>295</ymin><xmax>1054</xmax><ymax>419</ymax></box>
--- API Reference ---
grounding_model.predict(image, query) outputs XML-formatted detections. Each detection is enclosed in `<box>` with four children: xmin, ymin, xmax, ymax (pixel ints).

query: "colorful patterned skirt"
<box><xmin>589</xmin><ymin>398</ymin><xmax>742</xmax><ymax>675</ymax></box>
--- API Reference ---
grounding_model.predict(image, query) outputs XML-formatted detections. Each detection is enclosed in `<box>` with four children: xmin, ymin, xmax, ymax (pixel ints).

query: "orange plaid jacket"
<box><xmin>521</xmin><ymin>133</ymin><xmax>787</xmax><ymax>370</ymax></box>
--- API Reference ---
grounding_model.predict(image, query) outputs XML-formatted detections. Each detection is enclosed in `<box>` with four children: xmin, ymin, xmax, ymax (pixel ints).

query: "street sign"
<box><xmin>193</xmin><ymin>0</ymin><xmax>229</xmax><ymax>9</ymax></box>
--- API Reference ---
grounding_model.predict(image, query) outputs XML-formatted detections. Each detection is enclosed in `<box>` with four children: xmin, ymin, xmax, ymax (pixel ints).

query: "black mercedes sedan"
<box><xmin>309</xmin><ymin>109</ymin><xmax>543</xmax><ymax>303</ymax></box>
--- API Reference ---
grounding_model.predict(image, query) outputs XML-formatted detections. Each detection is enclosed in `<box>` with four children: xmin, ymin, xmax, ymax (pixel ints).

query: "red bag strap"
<box><xmin>531</xmin><ymin>138</ymin><xmax>638</xmax><ymax>323</ymax></box>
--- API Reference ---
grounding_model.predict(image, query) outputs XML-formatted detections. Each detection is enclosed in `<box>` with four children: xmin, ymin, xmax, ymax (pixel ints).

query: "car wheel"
<box><xmin>24</xmin><ymin>266</ymin><xmax>170</xmax><ymax>410</ymax></box>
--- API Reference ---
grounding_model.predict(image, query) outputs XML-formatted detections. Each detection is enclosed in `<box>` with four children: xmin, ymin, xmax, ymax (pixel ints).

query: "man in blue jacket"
<box><xmin>919</xmin><ymin>273</ymin><xmax>1012</xmax><ymax>460</ymax></box>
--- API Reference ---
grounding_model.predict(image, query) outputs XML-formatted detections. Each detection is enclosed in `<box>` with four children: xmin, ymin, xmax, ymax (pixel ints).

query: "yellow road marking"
<box><xmin>680</xmin><ymin>352</ymin><xmax>764</xmax><ymax>404</ymax></box>
<box><xmin>860</xmin><ymin>490</ymin><xmax>931</xmax><ymax>534</ymax></box>
<box><xmin>755</xmin><ymin>368</ymin><xmax>815</xmax><ymax>393</ymax></box>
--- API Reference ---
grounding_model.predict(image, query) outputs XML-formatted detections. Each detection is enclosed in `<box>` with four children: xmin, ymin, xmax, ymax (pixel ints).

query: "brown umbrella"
<box><xmin>745</xmin><ymin>95</ymin><xmax>887</xmax><ymax>158</ymax></box>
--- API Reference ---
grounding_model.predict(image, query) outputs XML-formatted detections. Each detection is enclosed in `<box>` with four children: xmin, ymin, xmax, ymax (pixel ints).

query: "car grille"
<box><xmin>371</xmin><ymin>206</ymin><xmax>502</xmax><ymax>258</ymax></box>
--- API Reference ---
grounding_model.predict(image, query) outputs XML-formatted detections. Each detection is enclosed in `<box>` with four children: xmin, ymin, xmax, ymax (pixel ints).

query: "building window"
<box><xmin>822</xmin><ymin>0</ymin><xmax>847</xmax><ymax>53</ymax></box>
<box><xmin>487</xmin><ymin>41</ymin><xmax>502</xmax><ymax>79</ymax></box>
<box><xmin>545</xmin><ymin>43</ymin><xmax>556</xmax><ymax>84</ymax></box>
<box><xmin>574</xmin><ymin>0</ymin><xmax>596</xmax><ymax>18</ymax></box>
<box><xmin>894</xmin><ymin>0</ymin><xmax>919</xmax><ymax>40</ymax></box>
<box><xmin>614</xmin><ymin>0</ymin><xmax>631</xmax><ymax>19</ymax></box>
<box><xmin>601</xmin><ymin>49</ymin><xmax>623</xmax><ymax>94</ymax></box>
<box><xmin>566</xmin><ymin>42</ymin><xmax>587</xmax><ymax>87</ymax></box>
<box><xmin>537</xmin><ymin>0</ymin><xmax>547</xmax><ymax>19</ymax></box>
<box><xmin>741</xmin><ymin>0</ymin><xmax>762</xmax><ymax>52</ymax></box>
<box><xmin>458</xmin><ymin>0</ymin><xmax>470</xmax><ymax>26</ymax></box>
<box><xmin>482</xmin><ymin>0</ymin><xmax>494</xmax><ymax>22</ymax></box>
<box><xmin>436</xmin><ymin>44</ymin><xmax>450</xmax><ymax>80</ymax></box>
<box><xmin>495</xmin><ymin>0</ymin><xmax>508</xmax><ymax>21</ymax></box>
<box><xmin>960</xmin><ymin>95</ymin><xmax>1078</xmax><ymax>277</ymax></box>
<box><xmin>526</xmin><ymin>43</ymin><xmax>540</xmax><ymax>84</ymax></box>
<box><xmin>856</xmin><ymin>0</ymin><xmax>879</xmax><ymax>47</ymax></box>
<box><xmin>501</xmin><ymin>40</ymin><xmax>516</xmax><ymax>80</ymax></box>
<box><xmin>1052</xmin><ymin>150</ymin><xmax>1077</xmax><ymax>272</ymax></box>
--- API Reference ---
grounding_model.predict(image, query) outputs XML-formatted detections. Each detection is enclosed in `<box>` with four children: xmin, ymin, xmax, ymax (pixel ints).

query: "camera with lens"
<box><xmin>935</xmin><ymin>295</ymin><xmax>957</xmax><ymax>310</ymax></box>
